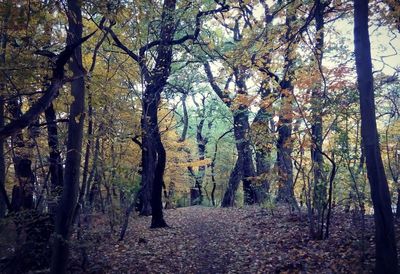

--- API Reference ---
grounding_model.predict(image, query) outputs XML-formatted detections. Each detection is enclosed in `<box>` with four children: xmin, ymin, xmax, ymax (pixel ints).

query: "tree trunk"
<box><xmin>255</xmin><ymin>150</ymin><xmax>270</xmax><ymax>202</ymax></box>
<box><xmin>222</xmin><ymin>157</ymin><xmax>243</xmax><ymax>207</ymax></box>
<box><xmin>139</xmin><ymin>0</ymin><xmax>177</xmax><ymax>228</ymax></box>
<box><xmin>354</xmin><ymin>0</ymin><xmax>398</xmax><ymax>272</ymax></box>
<box><xmin>221</xmin><ymin>70</ymin><xmax>256</xmax><ymax>207</ymax></box>
<box><xmin>311</xmin><ymin>0</ymin><xmax>326</xmax><ymax>239</ymax></box>
<box><xmin>138</xmin><ymin>98</ymin><xmax>156</xmax><ymax>215</ymax></box>
<box><xmin>179</xmin><ymin>93</ymin><xmax>189</xmax><ymax>142</ymax></box>
<box><xmin>45</xmin><ymin>103</ymin><xmax>63</xmax><ymax>191</ymax></box>
<box><xmin>141</xmin><ymin>89</ymin><xmax>168</xmax><ymax>227</ymax></box>
<box><xmin>396</xmin><ymin>187</ymin><xmax>400</xmax><ymax>218</ymax></box>
<box><xmin>50</xmin><ymin>0</ymin><xmax>85</xmax><ymax>272</ymax></box>
<box><xmin>275</xmin><ymin>7</ymin><xmax>297</xmax><ymax>209</ymax></box>
<box><xmin>8</xmin><ymin>96</ymin><xmax>35</xmax><ymax>211</ymax></box>
<box><xmin>253</xmin><ymin>86</ymin><xmax>273</xmax><ymax>203</ymax></box>
<box><xmin>0</xmin><ymin>96</ymin><xmax>6</xmax><ymax>217</ymax></box>
<box><xmin>0</xmin><ymin>9</ymin><xmax>8</xmax><ymax>217</ymax></box>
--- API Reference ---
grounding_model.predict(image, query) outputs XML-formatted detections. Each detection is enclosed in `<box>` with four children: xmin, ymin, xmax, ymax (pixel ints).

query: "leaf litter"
<box><xmin>70</xmin><ymin>206</ymin><xmax>400</xmax><ymax>273</ymax></box>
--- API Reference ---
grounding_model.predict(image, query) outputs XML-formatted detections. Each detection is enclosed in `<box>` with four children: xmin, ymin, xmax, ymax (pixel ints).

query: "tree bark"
<box><xmin>311</xmin><ymin>0</ymin><xmax>326</xmax><ymax>239</ymax></box>
<box><xmin>354</xmin><ymin>0</ymin><xmax>398</xmax><ymax>272</ymax></box>
<box><xmin>0</xmin><ymin>96</ymin><xmax>6</xmax><ymax>217</ymax></box>
<box><xmin>253</xmin><ymin>86</ymin><xmax>273</xmax><ymax>203</ymax></box>
<box><xmin>204</xmin><ymin>64</ymin><xmax>256</xmax><ymax>207</ymax></box>
<box><xmin>144</xmin><ymin>0</ymin><xmax>177</xmax><ymax>228</ymax></box>
<box><xmin>0</xmin><ymin>7</ymin><xmax>9</xmax><ymax>217</ymax></box>
<box><xmin>179</xmin><ymin>93</ymin><xmax>189</xmax><ymax>142</ymax></box>
<box><xmin>45</xmin><ymin>103</ymin><xmax>63</xmax><ymax>190</ymax></box>
<box><xmin>275</xmin><ymin>7</ymin><xmax>297</xmax><ymax>208</ymax></box>
<box><xmin>50</xmin><ymin>0</ymin><xmax>85</xmax><ymax>272</ymax></box>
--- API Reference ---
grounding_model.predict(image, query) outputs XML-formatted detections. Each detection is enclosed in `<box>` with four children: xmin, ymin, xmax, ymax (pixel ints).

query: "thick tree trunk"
<box><xmin>276</xmin><ymin>8</ymin><xmax>297</xmax><ymax>208</ymax></box>
<box><xmin>222</xmin><ymin>157</ymin><xmax>243</xmax><ymax>207</ymax></box>
<box><xmin>141</xmin><ymin>88</ymin><xmax>168</xmax><ymax>227</ymax></box>
<box><xmin>139</xmin><ymin>0</ymin><xmax>177</xmax><ymax>228</ymax></box>
<box><xmin>354</xmin><ymin>0</ymin><xmax>398</xmax><ymax>272</ymax></box>
<box><xmin>253</xmin><ymin>87</ymin><xmax>273</xmax><ymax>203</ymax></box>
<box><xmin>50</xmin><ymin>0</ymin><xmax>85</xmax><ymax>273</ymax></box>
<box><xmin>140</xmin><ymin>90</ymin><xmax>159</xmax><ymax>215</ymax></box>
<box><xmin>151</xmin><ymin>124</ymin><xmax>168</xmax><ymax>228</ymax></box>
<box><xmin>221</xmin><ymin>69</ymin><xmax>256</xmax><ymax>207</ymax></box>
<box><xmin>275</xmin><ymin>97</ymin><xmax>295</xmax><ymax>206</ymax></box>
<box><xmin>255</xmin><ymin>150</ymin><xmax>270</xmax><ymax>202</ymax></box>
<box><xmin>138</xmin><ymin>100</ymin><xmax>156</xmax><ymax>215</ymax></box>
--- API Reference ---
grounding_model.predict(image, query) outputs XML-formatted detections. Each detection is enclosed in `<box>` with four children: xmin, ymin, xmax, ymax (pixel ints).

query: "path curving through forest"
<box><xmin>80</xmin><ymin>206</ymin><xmax>376</xmax><ymax>273</ymax></box>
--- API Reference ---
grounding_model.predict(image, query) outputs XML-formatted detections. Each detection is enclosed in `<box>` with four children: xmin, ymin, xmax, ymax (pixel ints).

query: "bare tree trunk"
<box><xmin>178</xmin><ymin>93</ymin><xmax>189</xmax><ymax>142</ymax></box>
<box><xmin>0</xmin><ymin>96</ymin><xmax>7</xmax><ymax>217</ymax></box>
<box><xmin>311</xmin><ymin>0</ymin><xmax>326</xmax><ymax>239</ymax></box>
<box><xmin>0</xmin><ymin>8</ymin><xmax>9</xmax><ymax>217</ymax></box>
<box><xmin>50</xmin><ymin>0</ymin><xmax>85</xmax><ymax>272</ymax></box>
<box><xmin>222</xmin><ymin>157</ymin><xmax>243</xmax><ymax>207</ymax></box>
<box><xmin>354</xmin><ymin>0</ymin><xmax>398</xmax><ymax>272</ymax></box>
<box><xmin>275</xmin><ymin>7</ymin><xmax>297</xmax><ymax>209</ymax></box>
<box><xmin>45</xmin><ymin>103</ymin><xmax>63</xmax><ymax>192</ymax></box>
<box><xmin>253</xmin><ymin>86</ymin><xmax>273</xmax><ymax>203</ymax></box>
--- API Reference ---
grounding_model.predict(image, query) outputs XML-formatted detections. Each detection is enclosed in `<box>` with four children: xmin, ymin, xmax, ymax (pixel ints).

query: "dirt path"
<box><xmin>80</xmin><ymin>206</ymin><xmax>375</xmax><ymax>273</ymax></box>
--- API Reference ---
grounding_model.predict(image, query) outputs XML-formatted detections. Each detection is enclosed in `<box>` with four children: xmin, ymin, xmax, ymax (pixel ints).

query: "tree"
<box><xmin>107</xmin><ymin>0</ymin><xmax>228</xmax><ymax>225</ymax></box>
<box><xmin>51</xmin><ymin>0</ymin><xmax>86</xmax><ymax>272</ymax></box>
<box><xmin>353</xmin><ymin>0</ymin><xmax>398</xmax><ymax>272</ymax></box>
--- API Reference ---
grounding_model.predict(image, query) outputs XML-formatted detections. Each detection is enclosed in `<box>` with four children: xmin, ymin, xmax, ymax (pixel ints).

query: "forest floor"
<box><xmin>70</xmin><ymin>205</ymin><xmax>393</xmax><ymax>273</ymax></box>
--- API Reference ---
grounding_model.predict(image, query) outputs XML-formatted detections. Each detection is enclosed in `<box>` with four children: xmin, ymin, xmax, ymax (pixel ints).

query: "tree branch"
<box><xmin>0</xmin><ymin>31</ymin><xmax>96</xmax><ymax>139</ymax></box>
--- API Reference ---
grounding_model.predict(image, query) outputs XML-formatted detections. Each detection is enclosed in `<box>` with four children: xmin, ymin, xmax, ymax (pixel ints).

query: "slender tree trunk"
<box><xmin>354</xmin><ymin>0</ymin><xmax>398</xmax><ymax>272</ymax></box>
<box><xmin>179</xmin><ymin>93</ymin><xmax>189</xmax><ymax>142</ymax></box>
<box><xmin>45</xmin><ymin>103</ymin><xmax>63</xmax><ymax>190</ymax></box>
<box><xmin>396</xmin><ymin>187</ymin><xmax>400</xmax><ymax>218</ymax></box>
<box><xmin>0</xmin><ymin>8</ymin><xmax>9</xmax><ymax>217</ymax></box>
<box><xmin>50</xmin><ymin>0</ymin><xmax>85</xmax><ymax>272</ymax></box>
<box><xmin>311</xmin><ymin>0</ymin><xmax>326</xmax><ymax>239</ymax></box>
<box><xmin>0</xmin><ymin>96</ymin><xmax>6</xmax><ymax>217</ymax></box>
<box><xmin>80</xmin><ymin>90</ymin><xmax>93</xmax><ymax>202</ymax></box>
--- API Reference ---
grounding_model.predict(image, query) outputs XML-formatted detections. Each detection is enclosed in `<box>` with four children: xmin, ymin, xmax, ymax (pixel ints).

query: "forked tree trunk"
<box><xmin>353</xmin><ymin>0</ymin><xmax>398</xmax><ymax>272</ymax></box>
<box><xmin>222</xmin><ymin>105</ymin><xmax>256</xmax><ymax>206</ymax></box>
<box><xmin>144</xmin><ymin>0</ymin><xmax>177</xmax><ymax>228</ymax></box>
